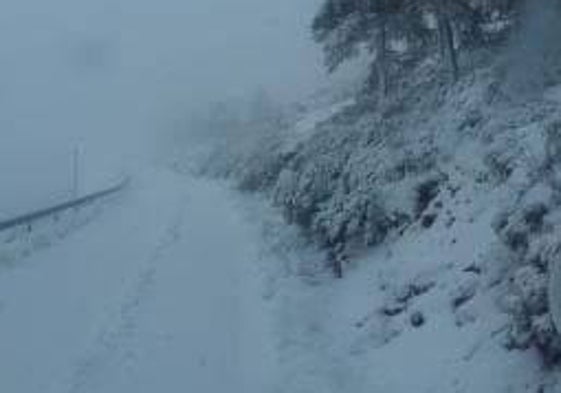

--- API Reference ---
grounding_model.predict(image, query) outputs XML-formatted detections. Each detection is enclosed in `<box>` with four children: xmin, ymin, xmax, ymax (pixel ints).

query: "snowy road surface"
<box><xmin>0</xmin><ymin>168</ymin><xmax>275</xmax><ymax>393</ymax></box>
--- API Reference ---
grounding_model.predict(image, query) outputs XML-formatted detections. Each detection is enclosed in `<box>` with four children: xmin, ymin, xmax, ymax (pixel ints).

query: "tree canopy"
<box><xmin>312</xmin><ymin>0</ymin><xmax>521</xmax><ymax>94</ymax></box>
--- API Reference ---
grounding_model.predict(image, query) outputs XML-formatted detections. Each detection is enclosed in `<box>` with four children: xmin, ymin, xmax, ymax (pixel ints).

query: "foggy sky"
<box><xmin>0</xmin><ymin>0</ymin><xmax>326</xmax><ymax>216</ymax></box>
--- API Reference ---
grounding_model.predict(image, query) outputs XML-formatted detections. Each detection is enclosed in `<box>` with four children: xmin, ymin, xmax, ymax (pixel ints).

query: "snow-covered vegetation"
<box><xmin>178</xmin><ymin>1</ymin><xmax>561</xmax><ymax>391</ymax></box>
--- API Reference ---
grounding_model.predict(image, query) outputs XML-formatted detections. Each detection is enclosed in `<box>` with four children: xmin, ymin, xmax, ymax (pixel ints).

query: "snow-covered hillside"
<box><xmin>182</xmin><ymin>47</ymin><xmax>561</xmax><ymax>392</ymax></box>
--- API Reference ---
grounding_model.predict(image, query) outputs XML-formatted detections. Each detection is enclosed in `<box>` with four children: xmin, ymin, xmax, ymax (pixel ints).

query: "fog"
<box><xmin>0</xmin><ymin>0</ymin><xmax>326</xmax><ymax>217</ymax></box>
<box><xmin>506</xmin><ymin>0</ymin><xmax>561</xmax><ymax>96</ymax></box>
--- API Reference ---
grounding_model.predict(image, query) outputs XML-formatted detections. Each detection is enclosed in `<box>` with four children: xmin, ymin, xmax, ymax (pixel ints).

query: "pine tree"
<box><xmin>312</xmin><ymin>0</ymin><xmax>520</xmax><ymax>90</ymax></box>
<box><xmin>312</xmin><ymin>0</ymin><xmax>426</xmax><ymax>95</ymax></box>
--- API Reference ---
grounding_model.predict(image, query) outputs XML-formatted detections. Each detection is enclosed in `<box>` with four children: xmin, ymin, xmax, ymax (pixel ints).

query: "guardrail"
<box><xmin>0</xmin><ymin>177</ymin><xmax>130</xmax><ymax>233</ymax></box>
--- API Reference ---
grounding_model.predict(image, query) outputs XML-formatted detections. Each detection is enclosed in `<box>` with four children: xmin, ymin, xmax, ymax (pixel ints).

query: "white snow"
<box><xmin>0</xmin><ymin>167</ymin><xmax>276</xmax><ymax>393</ymax></box>
<box><xmin>250</xmin><ymin>152</ymin><xmax>547</xmax><ymax>393</ymax></box>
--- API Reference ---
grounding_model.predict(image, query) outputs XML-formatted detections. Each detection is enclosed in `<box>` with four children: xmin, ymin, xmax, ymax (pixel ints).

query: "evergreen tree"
<box><xmin>312</xmin><ymin>0</ymin><xmax>428</xmax><ymax>95</ymax></box>
<box><xmin>312</xmin><ymin>0</ymin><xmax>520</xmax><ymax>91</ymax></box>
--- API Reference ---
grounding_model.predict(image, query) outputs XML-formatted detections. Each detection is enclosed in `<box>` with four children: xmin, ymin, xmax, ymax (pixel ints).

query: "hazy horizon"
<box><xmin>0</xmin><ymin>0</ymin><xmax>327</xmax><ymax>215</ymax></box>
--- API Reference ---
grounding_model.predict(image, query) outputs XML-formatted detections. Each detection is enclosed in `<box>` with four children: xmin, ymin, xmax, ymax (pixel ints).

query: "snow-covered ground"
<box><xmin>0</xmin><ymin>167</ymin><xmax>278</xmax><ymax>393</ymax></box>
<box><xmin>0</xmin><ymin>151</ymin><xmax>558</xmax><ymax>391</ymax></box>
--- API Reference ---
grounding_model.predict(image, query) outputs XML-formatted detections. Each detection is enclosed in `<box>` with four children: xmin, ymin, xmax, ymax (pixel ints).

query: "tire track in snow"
<box><xmin>63</xmin><ymin>206</ymin><xmax>185</xmax><ymax>393</ymax></box>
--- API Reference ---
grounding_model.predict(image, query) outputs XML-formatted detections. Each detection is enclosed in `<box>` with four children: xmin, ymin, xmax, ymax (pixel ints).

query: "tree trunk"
<box><xmin>437</xmin><ymin>14</ymin><xmax>447</xmax><ymax>60</ymax></box>
<box><xmin>443</xmin><ymin>17</ymin><xmax>459</xmax><ymax>81</ymax></box>
<box><xmin>438</xmin><ymin>11</ymin><xmax>459</xmax><ymax>82</ymax></box>
<box><xmin>377</xmin><ymin>16</ymin><xmax>389</xmax><ymax>97</ymax></box>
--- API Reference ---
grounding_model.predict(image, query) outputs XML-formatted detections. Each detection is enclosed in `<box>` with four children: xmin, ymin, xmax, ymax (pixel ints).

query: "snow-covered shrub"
<box><xmin>503</xmin><ymin>260</ymin><xmax>561</xmax><ymax>366</ymax></box>
<box><xmin>513</xmin><ymin>265</ymin><xmax>548</xmax><ymax>316</ymax></box>
<box><xmin>272</xmin><ymin>117</ymin><xmax>363</xmax><ymax>238</ymax></box>
<box><xmin>494</xmin><ymin>200</ymin><xmax>552</xmax><ymax>259</ymax></box>
<box><xmin>532</xmin><ymin>314</ymin><xmax>561</xmax><ymax>366</ymax></box>
<box><xmin>270</xmin><ymin>100</ymin><xmax>443</xmax><ymax>258</ymax></box>
<box><xmin>503</xmin><ymin>264</ymin><xmax>548</xmax><ymax>351</ymax></box>
<box><xmin>311</xmin><ymin>188</ymin><xmax>392</xmax><ymax>249</ymax></box>
<box><xmin>495</xmin><ymin>188</ymin><xmax>561</xmax><ymax>364</ymax></box>
<box><xmin>488</xmin><ymin>120</ymin><xmax>561</xmax><ymax>362</ymax></box>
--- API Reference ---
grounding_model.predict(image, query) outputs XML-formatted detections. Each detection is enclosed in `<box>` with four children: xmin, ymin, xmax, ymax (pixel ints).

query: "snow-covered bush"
<box><xmin>272</xmin><ymin>113</ymin><xmax>367</xmax><ymax>244</ymax></box>
<box><xmin>502</xmin><ymin>261</ymin><xmax>561</xmax><ymax>366</ymax></box>
<box><xmin>270</xmin><ymin>100</ymin><xmax>444</xmax><ymax>258</ymax></box>
<box><xmin>311</xmin><ymin>187</ymin><xmax>392</xmax><ymax>249</ymax></box>
<box><xmin>494</xmin><ymin>176</ymin><xmax>561</xmax><ymax>365</ymax></box>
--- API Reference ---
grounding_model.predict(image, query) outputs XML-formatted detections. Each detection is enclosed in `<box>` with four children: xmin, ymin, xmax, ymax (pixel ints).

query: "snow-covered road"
<box><xmin>0</xmin><ymin>168</ymin><xmax>275</xmax><ymax>393</ymax></box>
